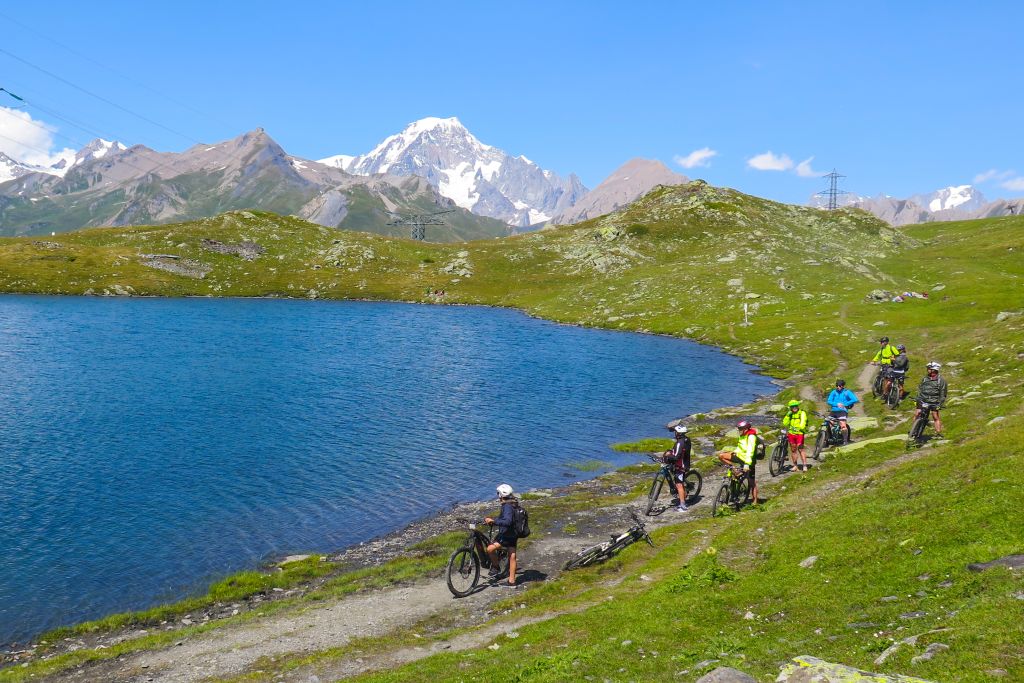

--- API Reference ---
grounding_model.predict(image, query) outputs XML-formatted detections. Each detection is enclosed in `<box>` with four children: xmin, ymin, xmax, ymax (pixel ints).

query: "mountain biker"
<box><xmin>871</xmin><ymin>336</ymin><xmax>900</xmax><ymax>398</ymax></box>
<box><xmin>484</xmin><ymin>484</ymin><xmax>519</xmax><ymax>587</ymax></box>
<box><xmin>914</xmin><ymin>362</ymin><xmax>947</xmax><ymax>438</ymax></box>
<box><xmin>826</xmin><ymin>379</ymin><xmax>858</xmax><ymax>443</ymax></box>
<box><xmin>662</xmin><ymin>424</ymin><xmax>692</xmax><ymax>512</ymax></box>
<box><xmin>890</xmin><ymin>344</ymin><xmax>910</xmax><ymax>399</ymax></box>
<box><xmin>781</xmin><ymin>399</ymin><xmax>809</xmax><ymax>472</ymax></box>
<box><xmin>716</xmin><ymin>420</ymin><xmax>758</xmax><ymax>505</ymax></box>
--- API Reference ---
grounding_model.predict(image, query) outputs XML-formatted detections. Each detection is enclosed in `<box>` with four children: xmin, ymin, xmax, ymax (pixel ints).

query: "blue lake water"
<box><xmin>0</xmin><ymin>296</ymin><xmax>774</xmax><ymax>642</ymax></box>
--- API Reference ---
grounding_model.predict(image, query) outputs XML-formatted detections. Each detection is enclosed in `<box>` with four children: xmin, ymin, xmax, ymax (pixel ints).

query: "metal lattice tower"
<box><xmin>387</xmin><ymin>209</ymin><xmax>455</xmax><ymax>241</ymax></box>
<box><xmin>815</xmin><ymin>169</ymin><xmax>849</xmax><ymax>210</ymax></box>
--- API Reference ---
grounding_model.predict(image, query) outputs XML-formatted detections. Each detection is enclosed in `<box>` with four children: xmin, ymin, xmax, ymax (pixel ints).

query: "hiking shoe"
<box><xmin>502</xmin><ymin>582</ymin><xmax>520</xmax><ymax>589</ymax></box>
<box><xmin>487</xmin><ymin>568</ymin><xmax>501</xmax><ymax>578</ymax></box>
<box><xmin>676</xmin><ymin>504</ymin><xmax>688</xmax><ymax>513</ymax></box>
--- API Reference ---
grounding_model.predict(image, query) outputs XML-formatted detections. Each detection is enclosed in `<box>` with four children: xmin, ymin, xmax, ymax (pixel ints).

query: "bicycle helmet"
<box><xmin>673</xmin><ymin>424</ymin><xmax>688</xmax><ymax>434</ymax></box>
<box><xmin>897</xmin><ymin>344</ymin><xmax>906</xmax><ymax>352</ymax></box>
<box><xmin>736</xmin><ymin>419</ymin><xmax>752</xmax><ymax>431</ymax></box>
<box><xmin>926</xmin><ymin>361</ymin><xmax>941</xmax><ymax>371</ymax></box>
<box><xmin>879</xmin><ymin>336</ymin><xmax>889</xmax><ymax>344</ymax></box>
<box><xmin>496</xmin><ymin>483</ymin><xmax>514</xmax><ymax>498</ymax></box>
<box><xmin>787</xmin><ymin>400</ymin><xmax>801</xmax><ymax>408</ymax></box>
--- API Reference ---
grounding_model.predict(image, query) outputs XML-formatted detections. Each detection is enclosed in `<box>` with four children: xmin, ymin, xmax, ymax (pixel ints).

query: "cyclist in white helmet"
<box><xmin>914</xmin><ymin>362</ymin><xmax>947</xmax><ymax>437</ymax></box>
<box><xmin>484</xmin><ymin>484</ymin><xmax>520</xmax><ymax>587</ymax></box>
<box><xmin>662</xmin><ymin>424</ymin><xmax>693</xmax><ymax>512</ymax></box>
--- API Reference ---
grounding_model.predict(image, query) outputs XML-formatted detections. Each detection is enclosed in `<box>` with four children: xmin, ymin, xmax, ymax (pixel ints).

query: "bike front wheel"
<box><xmin>812</xmin><ymin>430</ymin><xmax>826</xmax><ymax>460</ymax></box>
<box><xmin>683</xmin><ymin>469</ymin><xmax>703</xmax><ymax>498</ymax></box>
<box><xmin>769</xmin><ymin>443</ymin><xmax>786</xmax><ymax>477</ymax></box>
<box><xmin>645</xmin><ymin>472</ymin><xmax>666</xmax><ymax>516</ymax></box>
<box><xmin>909</xmin><ymin>414</ymin><xmax>927</xmax><ymax>443</ymax></box>
<box><xmin>563</xmin><ymin>543</ymin><xmax>610</xmax><ymax>570</ymax></box>
<box><xmin>445</xmin><ymin>547</ymin><xmax>480</xmax><ymax>597</ymax></box>
<box><xmin>712</xmin><ymin>481</ymin><xmax>732</xmax><ymax>517</ymax></box>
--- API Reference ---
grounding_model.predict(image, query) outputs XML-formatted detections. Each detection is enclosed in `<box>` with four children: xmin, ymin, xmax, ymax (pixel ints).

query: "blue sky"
<box><xmin>0</xmin><ymin>1</ymin><xmax>1021</xmax><ymax>203</ymax></box>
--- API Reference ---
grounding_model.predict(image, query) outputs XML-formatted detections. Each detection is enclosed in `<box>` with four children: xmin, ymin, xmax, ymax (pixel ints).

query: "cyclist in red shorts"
<box><xmin>781</xmin><ymin>399</ymin><xmax>809</xmax><ymax>472</ymax></box>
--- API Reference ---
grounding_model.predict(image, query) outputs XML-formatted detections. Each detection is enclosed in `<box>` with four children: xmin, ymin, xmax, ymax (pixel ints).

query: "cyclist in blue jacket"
<box><xmin>826</xmin><ymin>379</ymin><xmax>858</xmax><ymax>443</ymax></box>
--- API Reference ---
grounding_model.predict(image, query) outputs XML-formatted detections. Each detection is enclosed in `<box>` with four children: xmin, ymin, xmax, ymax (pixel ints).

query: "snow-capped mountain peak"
<box><xmin>915</xmin><ymin>184</ymin><xmax>986</xmax><ymax>213</ymax></box>
<box><xmin>325</xmin><ymin>117</ymin><xmax>587</xmax><ymax>227</ymax></box>
<box><xmin>73</xmin><ymin>138</ymin><xmax>127</xmax><ymax>167</ymax></box>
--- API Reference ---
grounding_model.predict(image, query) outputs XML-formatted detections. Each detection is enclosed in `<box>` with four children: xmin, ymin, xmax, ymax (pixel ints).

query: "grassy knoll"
<box><xmin>1</xmin><ymin>181</ymin><xmax>1022</xmax><ymax>680</ymax></box>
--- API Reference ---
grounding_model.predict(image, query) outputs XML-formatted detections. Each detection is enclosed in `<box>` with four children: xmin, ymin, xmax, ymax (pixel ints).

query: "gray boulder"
<box><xmin>778</xmin><ymin>655</ymin><xmax>935</xmax><ymax>682</ymax></box>
<box><xmin>696</xmin><ymin>667</ymin><xmax>757</xmax><ymax>683</ymax></box>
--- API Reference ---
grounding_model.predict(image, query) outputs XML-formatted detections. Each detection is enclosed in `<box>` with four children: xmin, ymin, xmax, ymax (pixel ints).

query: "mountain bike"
<box><xmin>712</xmin><ymin>465</ymin><xmax>752</xmax><ymax>517</ymax></box>
<box><xmin>907</xmin><ymin>400</ymin><xmax>940</xmax><ymax>447</ymax></box>
<box><xmin>644</xmin><ymin>453</ymin><xmax>702</xmax><ymax>515</ymax></box>
<box><xmin>445</xmin><ymin>521</ymin><xmax>509</xmax><ymax>597</ymax></box>
<box><xmin>883</xmin><ymin>372</ymin><xmax>906</xmax><ymax>409</ymax></box>
<box><xmin>563</xmin><ymin>507</ymin><xmax>653</xmax><ymax>570</ymax></box>
<box><xmin>872</xmin><ymin>367</ymin><xmax>886</xmax><ymax>398</ymax></box>
<box><xmin>811</xmin><ymin>413</ymin><xmax>850</xmax><ymax>459</ymax></box>
<box><xmin>768</xmin><ymin>429</ymin><xmax>790</xmax><ymax>477</ymax></box>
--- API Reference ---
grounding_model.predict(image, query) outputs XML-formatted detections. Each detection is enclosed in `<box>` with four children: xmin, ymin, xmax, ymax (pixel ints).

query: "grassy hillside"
<box><xmin>0</xmin><ymin>181</ymin><xmax>1021</xmax><ymax>681</ymax></box>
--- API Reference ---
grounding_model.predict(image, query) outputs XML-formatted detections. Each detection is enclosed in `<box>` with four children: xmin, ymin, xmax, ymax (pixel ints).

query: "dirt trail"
<box><xmin>40</xmin><ymin>455</ymin><xmax>781</xmax><ymax>683</ymax></box>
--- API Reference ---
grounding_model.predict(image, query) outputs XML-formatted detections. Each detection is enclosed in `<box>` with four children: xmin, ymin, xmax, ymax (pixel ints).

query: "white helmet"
<box><xmin>926</xmin><ymin>361</ymin><xmax>941</xmax><ymax>371</ymax></box>
<box><xmin>673</xmin><ymin>424</ymin><xmax>688</xmax><ymax>434</ymax></box>
<box><xmin>496</xmin><ymin>483</ymin><xmax>514</xmax><ymax>498</ymax></box>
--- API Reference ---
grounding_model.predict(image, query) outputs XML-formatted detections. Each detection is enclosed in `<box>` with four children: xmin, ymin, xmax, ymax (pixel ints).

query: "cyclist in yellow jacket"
<box><xmin>717</xmin><ymin>420</ymin><xmax>759</xmax><ymax>504</ymax></box>
<box><xmin>871</xmin><ymin>336</ymin><xmax>900</xmax><ymax>398</ymax></box>
<box><xmin>781</xmin><ymin>399</ymin><xmax>809</xmax><ymax>472</ymax></box>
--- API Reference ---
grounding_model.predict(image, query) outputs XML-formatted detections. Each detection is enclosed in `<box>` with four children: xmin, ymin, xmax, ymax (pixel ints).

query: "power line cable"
<box><xmin>0</xmin><ymin>46</ymin><xmax>202</xmax><ymax>145</ymax></box>
<box><xmin>0</xmin><ymin>10</ymin><xmax>237</xmax><ymax>131</ymax></box>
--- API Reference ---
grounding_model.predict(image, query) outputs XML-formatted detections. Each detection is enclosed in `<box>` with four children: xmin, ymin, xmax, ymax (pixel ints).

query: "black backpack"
<box><xmin>513</xmin><ymin>504</ymin><xmax>531</xmax><ymax>538</ymax></box>
<box><xmin>754</xmin><ymin>435</ymin><xmax>767</xmax><ymax>461</ymax></box>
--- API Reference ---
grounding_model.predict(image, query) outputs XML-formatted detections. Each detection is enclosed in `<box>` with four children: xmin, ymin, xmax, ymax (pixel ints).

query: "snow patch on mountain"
<box><xmin>320</xmin><ymin>116</ymin><xmax>586</xmax><ymax>227</ymax></box>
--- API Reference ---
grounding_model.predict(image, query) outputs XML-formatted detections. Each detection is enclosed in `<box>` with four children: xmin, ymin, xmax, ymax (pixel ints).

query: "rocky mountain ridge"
<box><xmin>0</xmin><ymin>129</ymin><xmax>506</xmax><ymax>240</ymax></box>
<box><xmin>811</xmin><ymin>184</ymin><xmax>1022</xmax><ymax>225</ymax></box>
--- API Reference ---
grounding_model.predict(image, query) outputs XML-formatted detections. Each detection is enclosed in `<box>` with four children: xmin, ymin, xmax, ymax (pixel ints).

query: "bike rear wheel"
<box><xmin>563</xmin><ymin>542</ymin><xmax>610</xmax><ymax>570</ymax></box>
<box><xmin>683</xmin><ymin>469</ymin><xmax>703</xmax><ymax>498</ymax></box>
<box><xmin>445</xmin><ymin>547</ymin><xmax>480</xmax><ymax>597</ymax></box>
<box><xmin>812</xmin><ymin>430</ymin><xmax>826</xmax><ymax>460</ymax></box>
<box><xmin>645</xmin><ymin>472</ymin><xmax>666</xmax><ymax>516</ymax></box>
<box><xmin>769</xmin><ymin>443</ymin><xmax>786</xmax><ymax>477</ymax></box>
<box><xmin>872</xmin><ymin>371</ymin><xmax>883</xmax><ymax>398</ymax></box>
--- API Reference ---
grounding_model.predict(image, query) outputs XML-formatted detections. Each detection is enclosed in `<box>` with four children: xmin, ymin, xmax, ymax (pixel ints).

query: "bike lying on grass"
<box><xmin>811</xmin><ymin>413</ymin><xmax>850</xmax><ymax>459</ymax></box>
<box><xmin>563</xmin><ymin>507</ymin><xmax>653</xmax><ymax>570</ymax></box>
<box><xmin>445</xmin><ymin>521</ymin><xmax>509</xmax><ymax>597</ymax></box>
<box><xmin>711</xmin><ymin>465</ymin><xmax>752</xmax><ymax>517</ymax></box>
<box><xmin>768</xmin><ymin>428</ymin><xmax>790</xmax><ymax>477</ymax></box>
<box><xmin>644</xmin><ymin>453</ymin><xmax>702</xmax><ymax>515</ymax></box>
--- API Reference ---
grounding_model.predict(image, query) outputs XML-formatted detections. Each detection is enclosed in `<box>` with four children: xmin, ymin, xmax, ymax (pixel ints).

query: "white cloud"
<box><xmin>974</xmin><ymin>168</ymin><xmax>1014</xmax><ymax>184</ymax></box>
<box><xmin>0</xmin><ymin>106</ymin><xmax>75</xmax><ymax>168</ymax></box>
<box><xmin>747</xmin><ymin>151</ymin><xmax>793</xmax><ymax>171</ymax></box>
<box><xmin>795</xmin><ymin>157</ymin><xmax>822</xmax><ymax>178</ymax></box>
<box><xmin>1000</xmin><ymin>177</ymin><xmax>1024</xmax><ymax>192</ymax></box>
<box><xmin>673</xmin><ymin>147</ymin><xmax>717</xmax><ymax>169</ymax></box>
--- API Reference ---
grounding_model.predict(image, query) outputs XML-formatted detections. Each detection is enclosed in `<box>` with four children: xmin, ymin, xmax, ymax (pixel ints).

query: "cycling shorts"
<box><xmin>916</xmin><ymin>401</ymin><xmax>941</xmax><ymax>413</ymax></box>
<box><xmin>829</xmin><ymin>410</ymin><xmax>848</xmax><ymax>420</ymax></box>
<box><xmin>494</xmin><ymin>532</ymin><xmax>518</xmax><ymax>549</ymax></box>
<box><xmin>724</xmin><ymin>454</ymin><xmax>755</xmax><ymax>479</ymax></box>
<box><xmin>787</xmin><ymin>433</ymin><xmax>805</xmax><ymax>447</ymax></box>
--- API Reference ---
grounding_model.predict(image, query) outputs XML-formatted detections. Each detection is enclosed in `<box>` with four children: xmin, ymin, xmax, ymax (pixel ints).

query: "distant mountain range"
<box><xmin>811</xmin><ymin>185</ymin><xmax>1023</xmax><ymax>225</ymax></box>
<box><xmin>0</xmin><ymin>129</ymin><xmax>509</xmax><ymax>240</ymax></box>
<box><xmin>0</xmin><ymin>117</ymin><xmax>687</xmax><ymax>239</ymax></box>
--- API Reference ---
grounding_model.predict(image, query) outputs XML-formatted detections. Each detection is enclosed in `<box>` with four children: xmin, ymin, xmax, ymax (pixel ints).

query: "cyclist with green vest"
<box><xmin>717</xmin><ymin>420</ymin><xmax>759</xmax><ymax>504</ymax></box>
<box><xmin>781</xmin><ymin>400</ymin><xmax>809</xmax><ymax>472</ymax></box>
<box><xmin>871</xmin><ymin>336</ymin><xmax>900</xmax><ymax>398</ymax></box>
